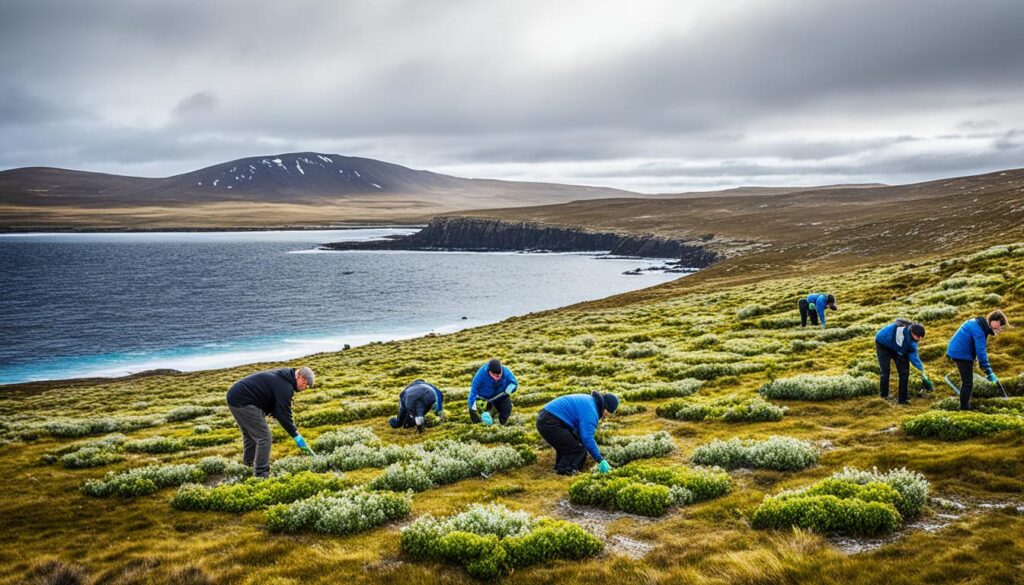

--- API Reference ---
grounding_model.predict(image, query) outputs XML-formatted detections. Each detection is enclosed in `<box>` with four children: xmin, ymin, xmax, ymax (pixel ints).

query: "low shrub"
<box><xmin>271</xmin><ymin>443</ymin><xmax>417</xmax><ymax>475</ymax></box>
<box><xmin>620</xmin><ymin>379</ymin><xmax>703</xmax><ymax>401</ymax></box>
<box><xmin>568</xmin><ymin>463</ymin><xmax>732</xmax><ymax>516</ymax></box>
<box><xmin>171</xmin><ymin>471</ymin><xmax>348</xmax><ymax>512</ymax></box>
<box><xmin>914</xmin><ymin>304</ymin><xmax>958</xmax><ymax>320</ymax></box>
<box><xmin>657</xmin><ymin>396</ymin><xmax>787</xmax><ymax>423</ymax></box>
<box><xmin>311</xmin><ymin>427</ymin><xmax>379</xmax><ymax>452</ymax></box>
<box><xmin>165</xmin><ymin>405</ymin><xmax>215</xmax><ymax>422</ymax></box>
<box><xmin>368</xmin><ymin>441</ymin><xmax>534</xmax><ymax>492</ymax></box>
<box><xmin>751</xmin><ymin>467</ymin><xmax>929</xmax><ymax>535</ymax></box>
<box><xmin>299</xmin><ymin>402</ymin><xmax>394</xmax><ymax>427</ymax></box>
<box><xmin>614</xmin><ymin>404</ymin><xmax>647</xmax><ymax>416</ymax></box>
<box><xmin>41</xmin><ymin>415</ymin><xmax>162</xmax><ymax>438</ymax></box>
<box><xmin>737</xmin><ymin>304</ymin><xmax>773</xmax><ymax>319</ymax></box>
<box><xmin>691</xmin><ymin>333</ymin><xmax>719</xmax><ymax>348</ymax></box>
<box><xmin>456</xmin><ymin>425</ymin><xmax>534</xmax><ymax>445</ymax></box>
<box><xmin>721</xmin><ymin>338</ymin><xmax>783</xmax><ymax>356</ymax></box>
<box><xmin>655</xmin><ymin>361</ymin><xmax>765</xmax><ymax>381</ymax></box>
<box><xmin>123</xmin><ymin>436</ymin><xmax>186</xmax><ymax>454</ymax></box>
<box><xmin>621</xmin><ymin>342</ymin><xmax>659</xmax><ymax>359</ymax></box>
<box><xmin>266</xmin><ymin>488</ymin><xmax>411</xmax><ymax>535</ymax></box>
<box><xmin>931</xmin><ymin>396</ymin><xmax>1024</xmax><ymax>415</ymax></box>
<box><xmin>400</xmin><ymin>504</ymin><xmax>602</xmax><ymax>579</ymax></box>
<box><xmin>902</xmin><ymin>410</ymin><xmax>1024</xmax><ymax>440</ymax></box>
<box><xmin>61</xmin><ymin>446</ymin><xmax>124</xmax><ymax>469</ymax></box>
<box><xmin>598</xmin><ymin>431</ymin><xmax>676</xmax><ymax>467</ymax></box>
<box><xmin>791</xmin><ymin>339</ymin><xmax>824</xmax><ymax>353</ymax></box>
<box><xmin>197</xmin><ymin>456</ymin><xmax>251</xmax><ymax>481</ymax></box>
<box><xmin>759</xmin><ymin>374</ymin><xmax>876</xmax><ymax>400</ymax></box>
<box><xmin>82</xmin><ymin>464</ymin><xmax>205</xmax><ymax>498</ymax></box>
<box><xmin>691</xmin><ymin>436</ymin><xmax>817</xmax><ymax>471</ymax></box>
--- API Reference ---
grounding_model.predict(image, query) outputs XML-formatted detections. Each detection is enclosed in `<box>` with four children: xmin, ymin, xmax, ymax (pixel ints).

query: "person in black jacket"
<box><xmin>226</xmin><ymin>366</ymin><xmax>315</xmax><ymax>477</ymax></box>
<box><xmin>388</xmin><ymin>379</ymin><xmax>445</xmax><ymax>433</ymax></box>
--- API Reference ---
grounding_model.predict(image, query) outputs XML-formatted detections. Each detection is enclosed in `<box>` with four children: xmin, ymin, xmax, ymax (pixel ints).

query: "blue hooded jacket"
<box><xmin>806</xmin><ymin>293</ymin><xmax>830</xmax><ymax>328</ymax></box>
<box><xmin>468</xmin><ymin>364</ymin><xmax>518</xmax><ymax>407</ymax></box>
<box><xmin>542</xmin><ymin>393</ymin><xmax>606</xmax><ymax>462</ymax></box>
<box><xmin>400</xmin><ymin>380</ymin><xmax>444</xmax><ymax>418</ymax></box>
<box><xmin>875</xmin><ymin>322</ymin><xmax>924</xmax><ymax>372</ymax></box>
<box><xmin>946</xmin><ymin>317</ymin><xmax>994</xmax><ymax>374</ymax></box>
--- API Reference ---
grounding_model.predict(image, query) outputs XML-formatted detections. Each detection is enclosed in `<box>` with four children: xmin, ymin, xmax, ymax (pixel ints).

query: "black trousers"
<box><xmin>395</xmin><ymin>401</ymin><xmax>417</xmax><ymax>428</ymax></box>
<box><xmin>798</xmin><ymin>299</ymin><xmax>819</xmax><ymax>327</ymax></box>
<box><xmin>953</xmin><ymin>358</ymin><xmax>975</xmax><ymax>410</ymax></box>
<box><xmin>536</xmin><ymin>409</ymin><xmax>587</xmax><ymax>474</ymax></box>
<box><xmin>876</xmin><ymin>342</ymin><xmax>910</xmax><ymax>403</ymax></box>
<box><xmin>470</xmin><ymin>392</ymin><xmax>514</xmax><ymax>425</ymax></box>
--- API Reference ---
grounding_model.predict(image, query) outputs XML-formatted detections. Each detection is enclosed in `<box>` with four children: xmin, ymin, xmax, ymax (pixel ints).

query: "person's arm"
<box><xmin>505</xmin><ymin>368</ymin><xmax>519</xmax><ymax>393</ymax></box>
<box><xmin>817</xmin><ymin>299</ymin><xmax>827</xmax><ymax>329</ymax></box>
<box><xmin>579</xmin><ymin>418</ymin><xmax>603</xmax><ymax>463</ymax></box>
<box><xmin>468</xmin><ymin>369</ymin><xmax>483</xmax><ymax>409</ymax></box>
<box><xmin>396</xmin><ymin>399</ymin><xmax>409</xmax><ymax>426</ymax></box>
<box><xmin>272</xmin><ymin>387</ymin><xmax>298</xmax><ymax>438</ymax></box>
<box><xmin>975</xmin><ymin>329</ymin><xmax>992</xmax><ymax>375</ymax></box>
<box><xmin>909</xmin><ymin>343</ymin><xmax>925</xmax><ymax>372</ymax></box>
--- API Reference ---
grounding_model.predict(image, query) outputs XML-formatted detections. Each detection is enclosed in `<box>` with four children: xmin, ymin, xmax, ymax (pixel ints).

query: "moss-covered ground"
<box><xmin>2</xmin><ymin>242</ymin><xmax>1023</xmax><ymax>584</ymax></box>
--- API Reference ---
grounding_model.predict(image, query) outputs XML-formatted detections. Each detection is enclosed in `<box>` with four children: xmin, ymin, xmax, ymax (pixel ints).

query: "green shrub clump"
<box><xmin>368</xmin><ymin>441</ymin><xmax>534</xmax><ymax>492</ymax></box>
<box><xmin>299</xmin><ymin>402</ymin><xmax>394</xmax><ymax>427</ymax></box>
<box><xmin>758</xmin><ymin>374</ymin><xmax>875</xmax><ymax>400</ymax></box>
<box><xmin>456</xmin><ymin>425</ymin><xmax>534</xmax><ymax>445</ymax></box>
<box><xmin>598</xmin><ymin>431</ymin><xmax>676</xmax><ymax>467</ymax></box>
<box><xmin>902</xmin><ymin>410</ymin><xmax>1024</xmax><ymax>440</ymax></box>
<box><xmin>271</xmin><ymin>443</ymin><xmax>417</xmax><ymax>475</ymax></box>
<box><xmin>171</xmin><ymin>471</ymin><xmax>348</xmax><ymax>512</ymax></box>
<box><xmin>656</xmin><ymin>361</ymin><xmax>764</xmax><ymax>381</ymax></box>
<box><xmin>81</xmin><ymin>464</ymin><xmax>205</xmax><ymax>498</ymax></box>
<box><xmin>751</xmin><ymin>467</ymin><xmax>929</xmax><ymax>535</ymax></box>
<box><xmin>656</xmin><ymin>396</ymin><xmax>787</xmax><ymax>423</ymax></box>
<box><xmin>123</xmin><ymin>436</ymin><xmax>186</xmax><ymax>454</ymax></box>
<box><xmin>568</xmin><ymin>463</ymin><xmax>732</xmax><ymax>517</ymax></box>
<box><xmin>311</xmin><ymin>427</ymin><xmax>380</xmax><ymax>451</ymax></box>
<box><xmin>400</xmin><ymin>504</ymin><xmax>602</xmax><ymax>579</ymax></box>
<box><xmin>930</xmin><ymin>396</ymin><xmax>1024</xmax><ymax>415</ymax></box>
<box><xmin>165</xmin><ymin>405</ymin><xmax>215</xmax><ymax>422</ymax></box>
<box><xmin>691</xmin><ymin>436</ymin><xmax>817</xmax><ymax>471</ymax></box>
<box><xmin>56</xmin><ymin>433</ymin><xmax>127</xmax><ymax>469</ymax></box>
<box><xmin>265</xmin><ymin>488</ymin><xmax>411</xmax><ymax>535</ymax></box>
<box><xmin>620</xmin><ymin>379</ymin><xmax>703</xmax><ymax>401</ymax></box>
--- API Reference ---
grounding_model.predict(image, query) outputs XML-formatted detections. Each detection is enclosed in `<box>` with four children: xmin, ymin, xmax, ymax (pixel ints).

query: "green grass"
<box><xmin>1</xmin><ymin>241</ymin><xmax>1023</xmax><ymax>583</ymax></box>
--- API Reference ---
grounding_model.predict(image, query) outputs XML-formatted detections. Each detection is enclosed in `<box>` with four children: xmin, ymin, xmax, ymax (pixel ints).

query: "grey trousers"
<box><xmin>229</xmin><ymin>404</ymin><xmax>272</xmax><ymax>477</ymax></box>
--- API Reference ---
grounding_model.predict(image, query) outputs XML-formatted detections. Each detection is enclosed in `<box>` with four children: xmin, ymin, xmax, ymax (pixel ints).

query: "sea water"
<box><xmin>0</xmin><ymin>229</ymin><xmax>683</xmax><ymax>384</ymax></box>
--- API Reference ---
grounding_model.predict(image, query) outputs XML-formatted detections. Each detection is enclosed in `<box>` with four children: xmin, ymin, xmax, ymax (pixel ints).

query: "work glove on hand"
<box><xmin>437</xmin><ymin>410</ymin><xmax>446</xmax><ymax>423</ymax></box>
<box><xmin>922</xmin><ymin>374</ymin><xmax>934</xmax><ymax>391</ymax></box>
<box><xmin>987</xmin><ymin>372</ymin><xmax>999</xmax><ymax>384</ymax></box>
<box><xmin>469</xmin><ymin>406</ymin><xmax>481</xmax><ymax>424</ymax></box>
<box><xmin>481</xmin><ymin>412</ymin><xmax>494</xmax><ymax>426</ymax></box>
<box><xmin>416</xmin><ymin>424</ymin><xmax>425</xmax><ymax>434</ymax></box>
<box><xmin>506</xmin><ymin>384</ymin><xmax>518</xmax><ymax>394</ymax></box>
<box><xmin>294</xmin><ymin>434</ymin><xmax>313</xmax><ymax>455</ymax></box>
<box><xmin>598</xmin><ymin>460</ymin><xmax>611</xmax><ymax>474</ymax></box>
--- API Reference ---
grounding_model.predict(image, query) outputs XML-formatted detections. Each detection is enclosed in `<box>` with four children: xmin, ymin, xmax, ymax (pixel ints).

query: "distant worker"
<box><xmin>946</xmin><ymin>310</ymin><xmax>1009</xmax><ymax>410</ymax></box>
<box><xmin>536</xmin><ymin>391</ymin><xmax>619</xmax><ymax>476</ymax></box>
<box><xmin>875</xmin><ymin>319</ymin><xmax>932</xmax><ymax>404</ymax></box>
<box><xmin>226</xmin><ymin>366</ymin><xmax>315</xmax><ymax>478</ymax></box>
<box><xmin>799</xmin><ymin>293</ymin><xmax>836</xmax><ymax>329</ymax></box>
<box><xmin>388</xmin><ymin>379</ymin><xmax>445</xmax><ymax>433</ymax></box>
<box><xmin>469</xmin><ymin>358</ymin><xmax>519</xmax><ymax>426</ymax></box>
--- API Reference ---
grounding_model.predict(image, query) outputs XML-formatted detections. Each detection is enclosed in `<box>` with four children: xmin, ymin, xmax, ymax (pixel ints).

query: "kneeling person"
<box><xmin>389</xmin><ymin>379</ymin><xmax>445</xmax><ymax>433</ymax></box>
<box><xmin>536</xmin><ymin>391</ymin><xmax>618</xmax><ymax>475</ymax></box>
<box><xmin>226</xmin><ymin>366</ymin><xmax>315</xmax><ymax>478</ymax></box>
<box><xmin>469</xmin><ymin>358</ymin><xmax>519</xmax><ymax>425</ymax></box>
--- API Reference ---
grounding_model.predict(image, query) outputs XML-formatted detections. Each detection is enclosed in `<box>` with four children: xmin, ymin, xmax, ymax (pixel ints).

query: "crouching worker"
<box><xmin>946</xmin><ymin>310</ymin><xmax>1009</xmax><ymax>410</ymax></box>
<box><xmin>226</xmin><ymin>366</ymin><xmax>315</xmax><ymax>478</ymax></box>
<box><xmin>875</xmin><ymin>319</ymin><xmax>931</xmax><ymax>404</ymax></box>
<box><xmin>468</xmin><ymin>358</ymin><xmax>519</xmax><ymax>426</ymax></box>
<box><xmin>799</xmin><ymin>293</ymin><xmax>836</xmax><ymax>329</ymax></box>
<box><xmin>389</xmin><ymin>379</ymin><xmax>445</xmax><ymax>433</ymax></box>
<box><xmin>536</xmin><ymin>391</ymin><xmax>618</xmax><ymax>476</ymax></box>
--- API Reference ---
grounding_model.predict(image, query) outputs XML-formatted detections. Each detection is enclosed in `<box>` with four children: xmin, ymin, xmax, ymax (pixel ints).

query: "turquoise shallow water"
<box><xmin>0</xmin><ymin>229</ymin><xmax>681</xmax><ymax>384</ymax></box>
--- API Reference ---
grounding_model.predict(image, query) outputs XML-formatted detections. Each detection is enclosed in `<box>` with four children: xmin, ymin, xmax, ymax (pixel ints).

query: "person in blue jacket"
<box><xmin>799</xmin><ymin>293</ymin><xmax>836</xmax><ymax>328</ymax></box>
<box><xmin>947</xmin><ymin>310</ymin><xmax>1009</xmax><ymax>410</ymax></box>
<box><xmin>388</xmin><ymin>379</ymin><xmax>445</xmax><ymax>433</ymax></box>
<box><xmin>536</xmin><ymin>391</ymin><xmax>619</xmax><ymax>475</ymax></box>
<box><xmin>468</xmin><ymin>358</ymin><xmax>519</xmax><ymax>425</ymax></box>
<box><xmin>875</xmin><ymin>319</ymin><xmax>932</xmax><ymax>404</ymax></box>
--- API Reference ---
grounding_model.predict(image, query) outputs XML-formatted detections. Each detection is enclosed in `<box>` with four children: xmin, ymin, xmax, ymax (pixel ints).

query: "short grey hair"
<box><xmin>296</xmin><ymin>366</ymin><xmax>315</xmax><ymax>388</ymax></box>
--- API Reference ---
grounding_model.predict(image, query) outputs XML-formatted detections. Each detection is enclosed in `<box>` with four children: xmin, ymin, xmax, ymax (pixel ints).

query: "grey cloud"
<box><xmin>173</xmin><ymin>91</ymin><xmax>217</xmax><ymax>117</ymax></box>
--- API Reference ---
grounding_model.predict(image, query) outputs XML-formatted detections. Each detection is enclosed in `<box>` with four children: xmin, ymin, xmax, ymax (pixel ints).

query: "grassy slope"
<box><xmin>2</xmin><ymin>169</ymin><xmax>1024</xmax><ymax>581</ymax></box>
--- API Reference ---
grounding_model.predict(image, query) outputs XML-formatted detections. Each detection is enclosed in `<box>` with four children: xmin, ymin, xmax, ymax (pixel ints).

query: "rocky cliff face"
<box><xmin>324</xmin><ymin>216</ymin><xmax>719</xmax><ymax>267</ymax></box>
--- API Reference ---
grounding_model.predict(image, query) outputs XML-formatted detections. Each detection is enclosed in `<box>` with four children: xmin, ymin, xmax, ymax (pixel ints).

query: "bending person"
<box><xmin>468</xmin><ymin>358</ymin><xmax>519</xmax><ymax>425</ymax></box>
<box><xmin>226</xmin><ymin>366</ymin><xmax>315</xmax><ymax>478</ymax></box>
<box><xmin>536</xmin><ymin>391</ymin><xmax>618</xmax><ymax>476</ymax></box>
<box><xmin>946</xmin><ymin>310</ymin><xmax>1009</xmax><ymax>410</ymax></box>
<box><xmin>875</xmin><ymin>319</ymin><xmax>932</xmax><ymax>404</ymax></box>
<box><xmin>799</xmin><ymin>293</ymin><xmax>836</xmax><ymax>329</ymax></box>
<box><xmin>389</xmin><ymin>379</ymin><xmax>445</xmax><ymax>433</ymax></box>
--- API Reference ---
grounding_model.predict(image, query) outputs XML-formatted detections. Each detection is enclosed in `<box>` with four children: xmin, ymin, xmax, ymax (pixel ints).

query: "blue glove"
<box><xmin>294</xmin><ymin>434</ymin><xmax>313</xmax><ymax>455</ymax></box>
<box><xmin>481</xmin><ymin>412</ymin><xmax>493</xmax><ymax>426</ymax></box>
<box><xmin>506</xmin><ymin>384</ymin><xmax>518</xmax><ymax>394</ymax></box>
<box><xmin>987</xmin><ymin>372</ymin><xmax>998</xmax><ymax>384</ymax></box>
<box><xmin>598</xmin><ymin>460</ymin><xmax>610</xmax><ymax>474</ymax></box>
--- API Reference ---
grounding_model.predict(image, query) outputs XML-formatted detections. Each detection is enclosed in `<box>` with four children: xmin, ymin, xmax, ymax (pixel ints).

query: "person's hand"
<box><xmin>294</xmin><ymin>434</ymin><xmax>313</xmax><ymax>455</ymax></box>
<box><xmin>416</xmin><ymin>424</ymin><xmax>425</xmax><ymax>434</ymax></box>
<box><xmin>598</xmin><ymin>460</ymin><xmax>611</xmax><ymax>474</ymax></box>
<box><xmin>922</xmin><ymin>375</ymin><xmax>934</xmax><ymax>391</ymax></box>
<box><xmin>506</xmin><ymin>384</ymin><xmax>518</xmax><ymax>394</ymax></box>
<box><xmin>481</xmin><ymin>412</ymin><xmax>494</xmax><ymax>426</ymax></box>
<box><xmin>987</xmin><ymin>372</ymin><xmax>998</xmax><ymax>384</ymax></box>
<box><xmin>437</xmin><ymin>410</ymin><xmax>446</xmax><ymax>423</ymax></box>
<box><xmin>469</xmin><ymin>406</ymin><xmax>481</xmax><ymax>424</ymax></box>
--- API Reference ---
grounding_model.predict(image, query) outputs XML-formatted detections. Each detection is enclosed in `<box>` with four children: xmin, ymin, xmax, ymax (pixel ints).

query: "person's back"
<box><xmin>946</xmin><ymin>318</ymin><xmax>989</xmax><ymax>364</ymax></box>
<box><xmin>544</xmin><ymin>394</ymin><xmax>597</xmax><ymax>431</ymax></box>
<box><xmin>227</xmin><ymin>368</ymin><xmax>298</xmax><ymax>435</ymax></box>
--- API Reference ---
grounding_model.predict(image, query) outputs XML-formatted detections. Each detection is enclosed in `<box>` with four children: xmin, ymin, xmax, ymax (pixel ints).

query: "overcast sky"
<box><xmin>1</xmin><ymin>0</ymin><xmax>1022</xmax><ymax>193</ymax></box>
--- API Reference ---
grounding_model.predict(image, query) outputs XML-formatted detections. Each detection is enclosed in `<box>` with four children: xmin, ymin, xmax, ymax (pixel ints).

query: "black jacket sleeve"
<box><xmin>271</xmin><ymin>384</ymin><xmax>298</xmax><ymax>437</ymax></box>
